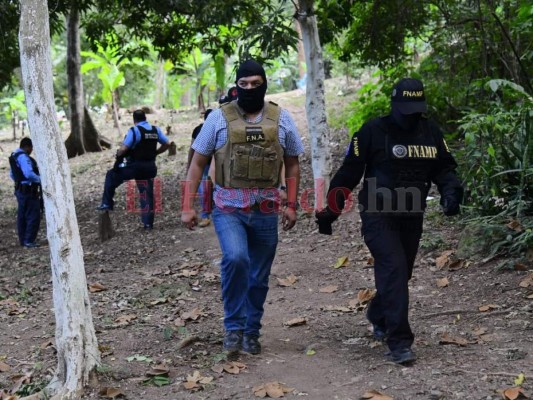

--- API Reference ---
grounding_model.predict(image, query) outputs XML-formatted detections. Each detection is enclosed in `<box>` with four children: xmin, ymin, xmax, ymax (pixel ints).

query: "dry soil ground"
<box><xmin>0</xmin><ymin>83</ymin><xmax>532</xmax><ymax>400</ymax></box>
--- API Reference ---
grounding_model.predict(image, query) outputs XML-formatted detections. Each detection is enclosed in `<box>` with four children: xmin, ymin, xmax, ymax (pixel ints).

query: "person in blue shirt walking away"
<box><xmin>182</xmin><ymin>59</ymin><xmax>305</xmax><ymax>355</ymax></box>
<box><xmin>187</xmin><ymin>108</ymin><xmax>214</xmax><ymax>227</ymax></box>
<box><xmin>9</xmin><ymin>137</ymin><xmax>42</xmax><ymax>248</ymax></box>
<box><xmin>97</xmin><ymin>109</ymin><xmax>170</xmax><ymax>230</ymax></box>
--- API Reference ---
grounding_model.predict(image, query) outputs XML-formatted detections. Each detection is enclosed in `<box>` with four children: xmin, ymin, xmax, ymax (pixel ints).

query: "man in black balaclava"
<box><xmin>182</xmin><ymin>59</ymin><xmax>304</xmax><ymax>355</ymax></box>
<box><xmin>316</xmin><ymin>78</ymin><xmax>463</xmax><ymax>365</ymax></box>
<box><xmin>235</xmin><ymin>59</ymin><xmax>268</xmax><ymax>113</ymax></box>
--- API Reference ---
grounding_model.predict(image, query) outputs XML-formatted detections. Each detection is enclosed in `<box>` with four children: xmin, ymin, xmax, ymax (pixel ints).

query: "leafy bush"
<box><xmin>455</xmin><ymin>79</ymin><xmax>532</xmax><ymax>259</ymax></box>
<box><xmin>457</xmin><ymin>79</ymin><xmax>532</xmax><ymax>217</ymax></box>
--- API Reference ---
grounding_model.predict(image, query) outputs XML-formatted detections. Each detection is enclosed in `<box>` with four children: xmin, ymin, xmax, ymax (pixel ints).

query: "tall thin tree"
<box><xmin>64</xmin><ymin>0</ymin><xmax>109</xmax><ymax>158</ymax></box>
<box><xmin>19</xmin><ymin>0</ymin><xmax>100</xmax><ymax>398</ymax></box>
<box><xmin>295</xmin><ymin>0</ymin><xmax>332</xmax><ymax>208</ymax></box>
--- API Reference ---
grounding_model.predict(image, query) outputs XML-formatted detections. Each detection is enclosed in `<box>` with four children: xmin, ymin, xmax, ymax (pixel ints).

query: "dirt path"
<box><xmin>0</xmin><ymin>86</ymin><xmax>531</xmax><ymax>399</ymax></box>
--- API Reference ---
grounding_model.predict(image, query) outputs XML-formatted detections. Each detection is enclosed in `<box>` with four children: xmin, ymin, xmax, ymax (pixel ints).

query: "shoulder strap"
<box><xmin>264</xmin><ymin>101</ymin><xmax>281</xmax><ymax>123</ymax></box>
<box><xmin>220</xmin><ymin>101</ymin><xmax>240</xmax><ymax>123</ymax></box>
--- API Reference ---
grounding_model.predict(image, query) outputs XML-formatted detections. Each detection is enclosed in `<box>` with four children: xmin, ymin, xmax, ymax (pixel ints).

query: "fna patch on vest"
<box><xmin>245</xmin><ymin>126</ymin><xmax>265</xmax><ymax>142</ymax></box>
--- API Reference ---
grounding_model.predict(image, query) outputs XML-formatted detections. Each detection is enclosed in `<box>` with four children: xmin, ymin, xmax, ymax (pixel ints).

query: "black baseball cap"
<box><xmin>391</xmin><ymin>78</ymin><xmax>427</xmax><ymax>114</ymax></box>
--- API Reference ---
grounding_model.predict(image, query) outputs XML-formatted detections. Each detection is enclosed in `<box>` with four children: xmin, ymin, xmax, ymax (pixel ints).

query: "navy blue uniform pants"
<box><xmin>101</xmin><ymin>161</ymin><xmax>157</xmax><ymax>227</ymax></box>
<box><xmin>361</xmin><ymin>213</ymin><xmax>423</xmax><ymax>351</ymax></box>
<box><xmin>15</xmin><ymin>189</ymin><xmax>41</xmax><ymax>245</ymax></box>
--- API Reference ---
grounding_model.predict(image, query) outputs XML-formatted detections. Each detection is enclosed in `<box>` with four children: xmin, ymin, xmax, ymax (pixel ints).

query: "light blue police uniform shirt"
<box><xmin>10</xmin><ymin>148</ymin><xmax>41</xmax><ymax>185</ymax></box>
<box><xmin>123</xmin><ymin>121</ymin><xmax>169</xmax><ymax>148</ymax></box>
<box><xmin>192</xmin><ymin>106</ymin><xmax>305</xmax><ymax>209</ymax></box>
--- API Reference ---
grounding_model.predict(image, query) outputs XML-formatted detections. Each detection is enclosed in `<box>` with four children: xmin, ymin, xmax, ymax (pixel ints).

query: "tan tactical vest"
<box><xmin>215</xmin><ymin>101</ymin><xmax>284</xmax><ymax>188</ymax></box>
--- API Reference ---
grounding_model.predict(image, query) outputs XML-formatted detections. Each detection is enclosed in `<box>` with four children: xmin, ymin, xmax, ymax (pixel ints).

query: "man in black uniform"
<box><xmin>316</xmin><ymin>78</ymin><xmax>463</xmax><ymax>364</ymax></box>
<box><xmin>9</xmin><ymin>138</ymin><xmax>42</xmax><ymax>248</ymax></box>
<box><xmin>97</xmin><ymin>110</ymin><xmax>170</xmax><ymax>229</ymax></box>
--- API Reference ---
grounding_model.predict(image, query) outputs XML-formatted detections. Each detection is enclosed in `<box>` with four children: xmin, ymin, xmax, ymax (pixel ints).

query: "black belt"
<box><xmin>16</xmin><ymin>184</ymin><xmax>39</xmax><ymax>195</ymax></box>
<box><xmin>250</xmin><ymin>201</ymin><xmax>278</xmax><ymax>211</ymax></box>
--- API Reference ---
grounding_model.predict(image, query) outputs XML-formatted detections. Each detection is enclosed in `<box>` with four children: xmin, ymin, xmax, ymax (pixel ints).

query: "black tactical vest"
<box><xmin>9</xmin><ymin>151</ymin><xmax>39</xmax><ymax>185</ymax></box>
<box><xmin>129</xmin><ymin>125</ymin><xmax>159</xmax><ymax>161</ymax></box>
<box><xmin>359</xmin><ymin>116</ymin><xmax>439</xmax><ymax>215</ymax></box>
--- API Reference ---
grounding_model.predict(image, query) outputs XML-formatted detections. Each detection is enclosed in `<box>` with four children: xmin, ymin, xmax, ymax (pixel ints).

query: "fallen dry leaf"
<box><xmin>0</xmin><ymin>361</ymin><xmax>10</xmax><ymax>372</ymax></box>
<box><xmin>366</xmin><ymin>257</ymin><xmax>374</xmax><ymax>266</ymax></box>
<box><xmin>183</xmin><ymin>381</ymin><xmax>200</xmax><ymax>390</ymax></box>
<box><xmin>437</xmin><ymin>277</ymin><xmax>449</xmax><ymax>288</ymax></box>
<box><xmin>448</xmin><ymin>259</ymin><xmax>465</xmax><ymax>271</ymax></box>
<box><xmin>98</xmin><ymin>387</ymin><xmax>125</xmax><ymax>398</ymax></box>
<box><xmin>181</xmin><ymin>308</ymin><xmax>205</xmax><ymax>321</ymax></box>
<box><xmin>333</xmin><ymin>256</ymin><xmax>349</xmax><ymax>269</ymax></box>
<box><xmin>479</xmin><ymin>334</ymin><xmax>494</xmax><ymax>342</ymax></box>
<box><xmin>183</xmin><ymin>370</ymin><xmax>213</xmax><ymax>391</ymax></box>
<box><xmin>356</xmin><ymin>288</ymin><xmax>376</xmax><ymax>304</ymax></box>
<box><xmin>0</xmin><ymin>298</ymin><xmax>19</xmax><ymax>307</ymax></box>
<box><xmin>506</xmin><ymin>220</ymin><xmax>523</xmax><ymax>232</ymax></box>
<box><xmin>211</xmin><ymin>362</ymin><xmax>245</xmax><ymax>375</ymax></box>
<box><xmin>499</xmin><ymin>386</ymin><xmax>528</xmax><ymax>400</ymax></box>
<box><xmin>514</xmin><ymin>263</ymin><xmax>528</xmax><ymax>271</ymax></box>
<box><xmin>40</xmin><ymin>339</ymin><xmax>54</xmax><ymax>349</ymax></box>
<box><xmin>479</xmin><ymin>304</ymin><xmax>499</xmax><ymax>312</ymax></box>
<box><xmin>88</xmin><ymin>282</ymin><xmax>106</xmax><ymax>293</ymax></box>
<box><xmin>8</xmin><ymin>306</ymin><xmax>27</xmax><ymax>316</ymax></box>
<box><xmin>146</xmin><ymin>364</ymin><xmax>170</xmax><ymax>376</ymax></box>
<box><xmin>114</xmin><ymin>314</ymin><xmax>137</xmax><ymax>326</ymax></box>
<box><xmin>150</xmin><ymin>297</ymin><xmax>168</xmax><ymax>306</ymax></box>
<box><xmin>253</xmin><ymin>382</ymin><xmax>294</xmax><ymax>398</ymax></box>
<box><xmin>519</xmin><ymin>274</ymin><xmax>533</xmax><ymax>288</ymax></box>
<box><xmin>276</xmin><ymin>274</ymin><xmax>298</xmax><ymax>287</ymax></box>
<box><xmin>362</xmin><ymin>389</ymin><xmax>394</xmax><ymax>400</ymax></box>
<box><xmin>319</xmin><ymin>285</ymin><xmax>338</xmax><ymax>293</ymax></box>
<box><xmin>527</xmin><ymin>293</ymin><xmax>533</xmax><ymax>299</ymax></box>
<box><xmin>223</xmin><ymin>361</ymin><xmax>246</xmax><ymax>374</ymax></box>
<box><xmin>435</xmin><ymin>250</ymin><xmax>454</xmax><ymax>269</ymax></box>
<box><xmin>180</xmin><ymin>269</ymin><xmax>199</xmax><ymax>277</ymax></box>
<box><xmin>284</xmin><ymin>317</ymin><xmax>307</xmax><ymax>327</ymax></box>
<box><xmin>439</xmin><ymin>332</ymin><xmax>474</xmax><ymax>347</ymax></box>
<box><xmin>211</xmin><ymin>364</ymin><xmax>224</xmax><ymax>374</ymax></box>
<box><xmin>473</xmin><ymin>327</ymin><xmax>488</xmax><ymax>336</ymax></box>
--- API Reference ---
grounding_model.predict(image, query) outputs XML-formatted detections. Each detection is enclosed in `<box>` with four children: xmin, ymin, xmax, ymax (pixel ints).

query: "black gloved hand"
<box><xmin>113</xmin><ymin>155</ymin><xmax>124</xmax><ymax>172</ymax></box>
<box><xmin>315</xmin><ymin>208</ymin><xmax>340</xmax><ymax>235</ymax></box>
<box><xmin>442</xmin><ymin>196</ymin><xmax>460</xmax><ymax>216</ymax></box>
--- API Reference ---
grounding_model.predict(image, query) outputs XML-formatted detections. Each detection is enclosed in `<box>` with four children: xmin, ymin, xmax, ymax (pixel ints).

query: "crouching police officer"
<box><xmin>9</xmin><ymin>137</ymin><xmax>42</xmax><ymax>248</ymax></box>
<box><xmin>97</xmin><ymin>109</ymin><xmax>170</xmax><ymax>229</ymax></box>
<box><xmin>316</xmin><ymin>78</ymin><xmax>463</xmax><ymax>364</ymax></box>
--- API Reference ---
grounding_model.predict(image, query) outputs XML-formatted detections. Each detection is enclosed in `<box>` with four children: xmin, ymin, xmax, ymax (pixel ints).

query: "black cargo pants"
<box><xmin>361</xmin><ymin>212</ymin><xmax>423</xmax><ymax>351</ymax></box>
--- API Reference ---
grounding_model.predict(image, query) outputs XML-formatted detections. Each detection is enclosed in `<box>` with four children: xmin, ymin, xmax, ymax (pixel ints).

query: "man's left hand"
<box><xmin>282</xmin><ymin>207</ymin><xmax>297</xmax><ymax>231</ymax></box>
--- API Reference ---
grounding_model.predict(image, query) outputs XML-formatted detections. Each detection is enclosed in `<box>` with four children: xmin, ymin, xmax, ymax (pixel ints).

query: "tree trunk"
<box><xmin>296</xmin><ymin>0</ymin><xmax>331</xmax><ymax>209</ymax></box>
<box><xmin>12</xmin><ymin>110</ymin><xmax>17</xmax><ymax>140</ymax></box>
<box><xmin>111</xmin><ymin>90</ymin><xmax>122</xmax><ymax>137</ymax></box>
<box><xmin>294</xmin><ymin>21</ymin><xmax>306</xmax><ymax>80</ymax></box>
<box><xmin>84</xmin><ymin>107</ymin><xmax>110</xmax><ymax>151</ymax></box>
<box><xmin>154</xmin><ymin>59</ymin><xmax>164</xmax><ymax>109</ymax></box>
<box><xmin>64</xmin><ymin>2</ymin><xmax>103</xmax><ymax>158</ymax></box>
<box><xmin>19</xmin><ymin>1</ymin><xmax>100</xmax><ymax>399</ymax></box>
<box><xmin>98</xmin><ymin>211</ymin><xmax>115</xmax><ymax>242</ymax></box>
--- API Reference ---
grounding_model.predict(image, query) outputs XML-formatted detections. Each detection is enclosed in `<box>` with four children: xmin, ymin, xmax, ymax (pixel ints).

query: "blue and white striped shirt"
<box><xmin>192</xmin><ymin>106</ymin><xmax>304</xmax><ymax>209</ymax></box>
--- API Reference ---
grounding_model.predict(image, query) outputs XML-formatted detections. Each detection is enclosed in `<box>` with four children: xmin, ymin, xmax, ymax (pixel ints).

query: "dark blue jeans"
<box><xmin>15</xmin><ymin>189</ymin><xmax>41</xmax><ymax>245</ymax></box>
<box><xmin>212</xmin><ymin>207</ymin><xmax>279</xmax><ymax>336</ymax></box>
<box><xmin>361</xmin><ymin>213</ymin><xmax>423</xmax><ymax>351</ymax></box>
<box><xmin>101</xmin><ymin>161</ymin><xmax>157</xmax><ymax>227</ymax></box>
